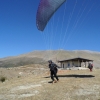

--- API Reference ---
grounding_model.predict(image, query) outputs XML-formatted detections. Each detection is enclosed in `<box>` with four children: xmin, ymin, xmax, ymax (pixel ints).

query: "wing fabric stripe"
<box><xmin>36</xmin><ymin>0</ymin><xmax>66</xmax><ymax>31</ymax></box>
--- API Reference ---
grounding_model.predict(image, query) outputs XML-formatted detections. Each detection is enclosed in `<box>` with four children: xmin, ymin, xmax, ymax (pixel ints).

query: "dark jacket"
<box><xmin>49</xmin><ymin>63</ymin><xmax>58</xmax><ymax>72</ymax></box>
<box><xmin>88</xmin><ymin>63</ymin><xmax>93</xmax><ymax>69</ymax></box>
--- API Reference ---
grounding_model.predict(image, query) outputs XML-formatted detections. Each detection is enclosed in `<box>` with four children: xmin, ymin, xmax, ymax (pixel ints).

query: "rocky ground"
<box><xmin>0</xmin><ymin>66</ymin><xmax>100</xmax><ymax>100</ymax></box>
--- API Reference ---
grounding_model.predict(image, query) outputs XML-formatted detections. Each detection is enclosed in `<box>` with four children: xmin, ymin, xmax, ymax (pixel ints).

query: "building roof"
<box><xmin>58</xmin><ymin>57</ymin><xmax>93</xmax><ymax>62</ymax></box>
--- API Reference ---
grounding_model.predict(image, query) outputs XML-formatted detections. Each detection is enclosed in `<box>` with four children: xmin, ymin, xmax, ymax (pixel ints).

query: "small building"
<box><xmin>58</xmin><ymin>57</ymin><xmax>93</xmax><ymax>69</ymax></box>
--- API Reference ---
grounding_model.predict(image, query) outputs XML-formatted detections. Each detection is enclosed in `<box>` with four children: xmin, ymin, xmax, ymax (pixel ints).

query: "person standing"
<box><xmin>90</xmin><ymin>63</ymin><xmax>93</xmax><ymax>71</ymax></box>
<box><xmin>48</xmin><ymin>60</ymin><xmax>59</xmax><ymax>84</ymax></box>
<box><xmin>88</xmin><ymin>63</ymin><xmax>93</xmax><ymax>72</ymax></box>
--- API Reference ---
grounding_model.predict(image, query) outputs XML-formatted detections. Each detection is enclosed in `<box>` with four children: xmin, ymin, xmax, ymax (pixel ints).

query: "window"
<box><xmin>68</xmin><ymin>63</ymin><xmax>70</xmax><ymax>67</ymax></box>
<box><xmin>63</xmin><ymin>64</ymin><xmax>64</xmax><ymax>68</ymax></box>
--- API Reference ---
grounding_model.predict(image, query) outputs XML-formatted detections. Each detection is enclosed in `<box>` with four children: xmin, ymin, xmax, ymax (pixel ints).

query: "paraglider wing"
<box><xmin>36</xmin><ymin>0</ymin><xmax>66</xmax><ymax>31</ymax></box>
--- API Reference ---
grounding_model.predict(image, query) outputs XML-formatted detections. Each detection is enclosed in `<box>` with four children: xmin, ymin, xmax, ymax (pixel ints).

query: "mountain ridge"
<box><xmin>0</xmin><ymin>50</ymin><xmax>100</xmax><ymax>68</ymax></box>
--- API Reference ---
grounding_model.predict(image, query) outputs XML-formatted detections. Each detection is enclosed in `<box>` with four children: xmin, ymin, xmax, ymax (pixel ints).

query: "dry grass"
<box><xmin>0</xmin><ymin>67</ymin><xmax>100</xmax><ymax>100</ymax></box>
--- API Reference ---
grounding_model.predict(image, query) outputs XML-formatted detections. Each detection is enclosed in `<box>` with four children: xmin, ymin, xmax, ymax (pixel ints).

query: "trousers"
<box><xmin>50</xmin><ymin>70</ymin><xmax>59</xmax><ymax>81</ymax></box>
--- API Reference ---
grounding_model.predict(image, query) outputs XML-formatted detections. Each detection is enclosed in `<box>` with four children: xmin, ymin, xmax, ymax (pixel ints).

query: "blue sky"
<box><xmin>0</xmin><ymin>0</ymin><xmax>100</xmax><ymax>58</ymax></box>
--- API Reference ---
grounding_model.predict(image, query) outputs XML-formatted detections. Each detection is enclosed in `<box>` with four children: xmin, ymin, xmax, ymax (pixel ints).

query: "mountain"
<box><xmin>0</xmin><ymin>50</ymin><xmax>100</xmax><ymax>68</ymax></box>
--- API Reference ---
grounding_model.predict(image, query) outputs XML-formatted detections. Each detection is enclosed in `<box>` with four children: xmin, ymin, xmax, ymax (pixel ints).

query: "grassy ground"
<box><xmin>0</xmin><ymin>67</ymin><xmax>100</xmax><ymax>100</ymax></box>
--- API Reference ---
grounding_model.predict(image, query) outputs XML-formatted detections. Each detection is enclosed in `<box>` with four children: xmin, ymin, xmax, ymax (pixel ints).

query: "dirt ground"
<box><xmin>0</xmin><ymin>66</ymin><xmax>100</xmax><ymax>100</ymax></box>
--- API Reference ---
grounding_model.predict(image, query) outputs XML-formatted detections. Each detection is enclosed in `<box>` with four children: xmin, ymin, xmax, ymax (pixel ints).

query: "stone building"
<box><xmin>58</xmin><ymin>57</ymin><xmax>93</xmax><ymax>69</ymax></box>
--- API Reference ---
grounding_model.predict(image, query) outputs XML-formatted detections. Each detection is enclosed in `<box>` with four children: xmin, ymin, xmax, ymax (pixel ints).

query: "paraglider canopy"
<box><xmin>36</xmin><ymin>0</ymin><xmax>66</xmax><ymax>31</ymax></box>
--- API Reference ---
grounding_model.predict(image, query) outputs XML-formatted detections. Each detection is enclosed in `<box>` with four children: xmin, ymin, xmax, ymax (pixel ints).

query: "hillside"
<box><xmin>0</xmin><ymin>50</ymin><xmax>100</xmax><ymax>100</ymax></box>
<box><xmin>0</xmin><ymin>68</ymin><xmax>100</xmax><ymax>100</ymax></box>
<box><xmin>0</xmin><ymin>50</ymin><xmax>100</xmax><ymax>68</ymax></box>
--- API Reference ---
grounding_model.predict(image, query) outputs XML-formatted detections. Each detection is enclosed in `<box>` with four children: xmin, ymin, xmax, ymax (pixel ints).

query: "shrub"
<box><xmin>17</xmin><ymin>76</ymin><xmax>21</xmax><ymax>78</ymax></box>
<box><xmin>0</xmin><ymin>76</ymin><xmax>6</xmax><ymax>82</ymax></box>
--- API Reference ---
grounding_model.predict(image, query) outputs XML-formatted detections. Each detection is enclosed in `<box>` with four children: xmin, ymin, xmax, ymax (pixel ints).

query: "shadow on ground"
<box><xmin>44</xmin><ymin>74</ymin><xmax>95</xmax><ymax>78</ymax></box>
<box><xmin>48</xmin><ymin>81</ymin><xmax>53</xmax><ymax>83</ymax></box>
